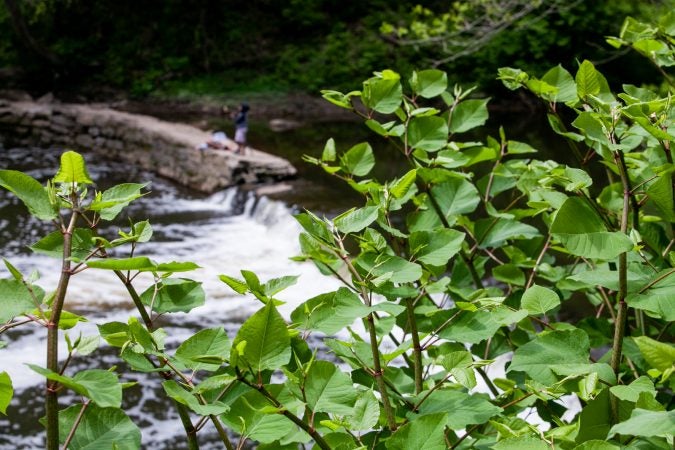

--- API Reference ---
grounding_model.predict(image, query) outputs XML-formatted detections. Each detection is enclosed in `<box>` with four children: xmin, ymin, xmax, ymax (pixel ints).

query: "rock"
<box><xmin>0</xmin><ymin>100</ymin><xmax>297</xmax><ymax>192</ymax></box>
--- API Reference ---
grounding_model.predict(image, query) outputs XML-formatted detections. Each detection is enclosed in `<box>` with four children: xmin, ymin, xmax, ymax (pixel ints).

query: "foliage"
<box><xmin>1</xmin><ymin>14</ymin><xmax>674</xmax><ymax>450</ymax></box>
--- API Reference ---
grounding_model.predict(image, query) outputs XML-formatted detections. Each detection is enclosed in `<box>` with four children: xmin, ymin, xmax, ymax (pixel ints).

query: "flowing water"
<box><xmin>0</xmin><ymin>145</ymin><xmax>344</xmax><ymax>448</ymax></box>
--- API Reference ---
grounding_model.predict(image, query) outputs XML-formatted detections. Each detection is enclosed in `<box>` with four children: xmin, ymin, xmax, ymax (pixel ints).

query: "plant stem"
<box><xmin>610</xmin><ymin>149</ymin><xmax>631</xmax><ymax>424</ymax></box>
<box><xmin>405</xmin><ymin>298</ymin><xmax>423</xmax><ymax>394</ymax></box>
<box><xmin>46</xmin><ymin>202</ymin><xmax>78</xmax><ymax>450</ymax></box>
<box><xmin>335</xmin><ymin>237</ymin><xmax>398</xmax><ymax>430</ymax></box>
<box><xmin>62</xmin><ymin>401</ymin><xmax>90</xmax><ymax>450</ymax></box>
<box><xmin>238</xmin><ymin>373</ymin><xmax>331</xmax><ymax>450</ymax></box>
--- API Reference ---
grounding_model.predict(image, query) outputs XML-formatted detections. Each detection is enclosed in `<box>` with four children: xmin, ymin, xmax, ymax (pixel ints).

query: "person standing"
<box><xmin>234</xmin><ymin>103</ymin><xmax>249</xmax><ymax>154</ymax></box>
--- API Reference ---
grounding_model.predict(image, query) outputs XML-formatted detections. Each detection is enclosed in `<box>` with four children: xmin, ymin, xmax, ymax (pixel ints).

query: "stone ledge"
<box><xmin>0</xmin><ymin>100</ymin><xmax>297</xmax><ymax>193</ymax></box>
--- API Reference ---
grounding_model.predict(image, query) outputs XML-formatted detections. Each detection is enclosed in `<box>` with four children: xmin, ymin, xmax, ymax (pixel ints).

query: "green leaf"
<box><xmin>219</xmin><ymin>274</ymin><xmax>249</xmax><ymax>294</ymax></box>
<box><xmin>89</xmin><ymin>183</ymin><xmax>147</xmax><ymax>220</ymax></box>
<box><xmin>542</xmin><ymin>65</ymin><xmax>578</xmax><ymax>104</ymax></box>
<box><xmin>139</xmin><ymin>278</ymin><xmax>205</xmax><ymax>314</ymax></box>
<box><xmin>386</xmin><ymin>413</ymin><xmax>447</xmax><ymax>450</ymax></box>
<box><xmin>0</xmin><ymin>279</ymin><xmax>36</xmax><ymax>323</ymax></box>
<box><xmin>494</xmin><ymin>436</ymin><xmax>549</xmax><ymax>450</ymax></box>
<box><xmin>572</xmin><ymin>112</ymin><xmax>609</xmax><ymax>146</ymax></box>
<box><xmin>347</xmin><ymin>390</ymin><xmax>379</xmax><ymax>430</ymax></box>
<box><xmin>0</xmin><ymin>372</ymin><xmax>12</xmax><ymax>415</ymax></box>
<box><xmin>86</xmin><ymin>256</ymin><xmax>155</xmax><ymax>271</ymax></box>
<box><xmin>576</xmin><ymin>60</ymin><xmax>601</xmax><ymax>99</ymax></box>
<box><xmin>232</xmin><ymin>302</ymin><xmax>291</xmax><ymax>372</ymax></box>
<box><xmin>521</xmin><ymin>285</ymin><xmax>560</xmax><ymax>315</ymax></box>
<box><xmin>362</xmin><ymin>72</ymin><xmax>402</xmax><ymax>114</ymax></box>
<box><xmin>97</xmin><ymin>322</ymin><xmax>129</xmax><ymax>348</ymax></box>
<box><xmin>340</xmin><ymin>142</ymin><xmax>375</xmax><ymax>177</ymax></box>
<box><xmin>262</xmin><ymin>275</ymin><xmax>299</xmax><ymax>297</ymax></box>
<box><xmin>509</xmin><ymin>329</ymin><xmax>590</xmax><ymax>385</ymax></box>
<box><xmin>221</xmin><ymin>389</ymin><xmax>295</xmax><ymax>443</ymax></box>
<box><xmin>53</xmin><ymin>151</ymin><xmax>93</xmax><ymax>184</ymax></box>
<box><xmin>304</xmin><ymin>361</ymin><xmax>357</xmax><ymax>415</ymax></box>
<box><xmin>411</xmin><ymin>69</ymin><xmax>448</xmax><ymax>98</ymax></box>
<box><xmin>610</xmin><ymin>376</ymin><xmax>656</xmax><ymax>402</ymax></box>
<box><xmin>475</xmin><ymin>218</ymin><xmax>540</xmax><ymax>248</ymax></box>
<box><xmin>633</xmin><ymin>336</ymin><xmax>675</xmax><ymax>372</ymax></box>
<box><xmin>409</xmin><ymin>229</ymin><xmax>464</xmax><ymax>266</ymax></box>
<box><xmin>415</xmin><ymin>390</ymin><xmax>501</xmax><ymax>429</ymax></box>
<box><xmin>646</xmin><ymin>174</ymin><xmax>675</xmax><ymax>222</ymax></box>
<box><xmin>322</xmin><ymin>138</ymin><xmax>336</xmax><ymax>162</ymax></box>
<box><xmin>31</xmin><ymin>228</ymin><xmax>94</xmax><ymax>260</ymax></box>
<box><xmin>492</xmin><ymin>435</ymin><xmax>551</xmax><ymax>450</ymax></box>
<box><xmin>162</xmin><ymin>380</ymin><xmax>229</xmax><ymax>415</ymax></box>
<box><xmin>449</xmin><ymin>99</ymin><xmax>489</xmax><ymax>134</ymax></box>
<box><xmin>551</xmin><ymin>197</ymin><xmax>633</xmax><ymax>259</ymax></box>
<box><xmin>573</xmin><ymin>441</ymin><xmax>620</xmax><ymax>450</ymax></box>
<box><xmin>439</xmin><ymin>307</ymin><xmax>527</xmax><ymax>344</ymax></box>
<box><xmin>408</xmin><ymin>116</ymin><xmax>449</xmax><ymax>152</ymax></box>
<box><xmin>390</xmin><ymin>169</ymin><xmax>417</xmax><ymax>199</ymax></box>
<box><xmin>0</xmin><ymin>169</ymin><xmax>56</xmax><ymax>220</ymax></box>
<box><xmin>28</xmin><ymin>365</ymin><xmax>122</xmax><ymax>408</ymax></box>
<box><xmin>608</xmin><ymin>409</ymin><xmax>675</xmax><ymax>438</ymax></box>
<box><xmin>334</xmin><ymin>206</ymin><xmax>379</xmax><ymax>234</ymax></box>
<box><xmin>58</xmin><ymin>404</ymin><xmax>141</xmax><ymax>450</ymax></box>
<box><xmin>175</xmin><ymin>327</ymin><xmax>230</xmax><ymax>372</ymax></box>
<box><xmin>355</xmin><ymin>253</ymin><xmax>423</xmax><ymax>284</ymax></box>
<box><xmin>427</xmin><ymin>178</ymin><xmax>481</xmax><ymax>225</ymax></box>
<box><xmin>291</xmin><ymin>288</ymin><xmax>371</xmax><ymax>335</ymax></box>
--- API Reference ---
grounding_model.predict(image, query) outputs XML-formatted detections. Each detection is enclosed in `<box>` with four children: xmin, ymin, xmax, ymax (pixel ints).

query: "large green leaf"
<box><xmin>493</xmin><ymin>436</ymin><xmax>550</xmax><ymax>450</ymax></box>
<box><xmin>542</xmin><ymin>65</ymin><xmax>578</xmax><ymax>104</ymax></box>
<box><xmin>304</xmin><ymin>360</ymin><xmax>357</xmax><ymax>415</ymax></box>
<box><xmin>174</xmin><ymin>327</ymin><xmax>230</xmax><ymax>372</ymax></box>
<box><xmin>162</xmin><ymin>380</ymin><xmax>229</xmax><ymax>415</ymax></box>
<box><xmin>53</xmin><ymin>151</ymin><xmax>93</xmax><ymax>184</ymax></box>
<box><xmin>290</xmin><ymin>288</ymin><xmax>371</xmax><ymax>335</ymax></box>
<box><xmin>609</xmin><ymin>376</ymin><xmax>656</xmax><ymax>402</ymax></box>
<box><xmin>408</xmin><ymin>116</ymin><xmax>449</xmax><ymax>152</ymax></box>
<box><xmin>551</xmin><ymin>197</ymin><xmax>633</xmax><ymax>259</ymax></box>
<box><xmin>409</xmin><ymin>229</ymin><xmax>464</xmax><ymax>266</ymax></box>
<box><xmin>334</xmin><ymin>206</ymin><xmax>379</xmax><ymax>234</ymax></box>
<box><xmin>0</xmin><ymin>279</ymin><xmax>37</xmax><ymax>323</ymax></box>
<box><xmin>475</xmin><ymin>218</ymin><xmax>540</xmax><ymax>248</ymax></box>
<box><xmin>139</xmin><ymin>278</ymin><xmax>205</xmax><ymax>314</ymax></box>
<box><xmin>340</xmin><ymin>142</ymin><xmax>375</xmax><ymax>177</ymax></box>
<box><xmin>509</xmin><ymin>329</ymin><xmax>590</xmax><ymax>385</ymax></box>
<box><xmin>415</xmin><ymin>390</ymin><xmax>500</xmax><ymax>429</ymax></box>
<box><xmin>386</xmin><ymin>413</ymin><xmax>447</xmax><ymax>450</ymax></box>
<box><xmin>646</xmin><ymin>174</ymin><xmax>675</xmax><ymax>221</ymax></box>
<box><xmin>608</xmin><ymin>409</ymin><xmax>675</xmax><ymax>438</ymax></box>
<box><xmin>521</xmin><ymin>284</ymin><xmax>560</xmax><ymax>315</ymax></box>
<box><xmin>0</xmin><ymin>169</ymin><xmax>55</xmax><ymax>220</ymax></box>
<box><xmin>58</xmin><ymin>404</ymin><xmax>141</xmax><ymax>450</ymax></box>
<box><xmin>576</xmin><ymin>60</ymin><xmax>601</xmax><ymax>99</ymax></box>
<box><xmin>362</xmin><ymin>71</ymin><xmax>403</xmax><ymax>114</ymax></box>
<box><xmin>0</xmin><ymin>372</ymin><xmax>12</xmax><ymax>415</ymax></box>
<box><xmin>221</xmin><ymin>389</ymin><xmax>296</xmax><ymax>444</ymax></box>
<box><xmin>347</xmin><ymin>390</ymin><xmax>380</xmax><ymax>430</ymax></box>
<box><xmin>31</xmin><ymin>228</ymin><xmax>94</xmax><ymax>260</ymax></box>
<box><xmin>28</xmin><ymin>365</ymin><xmax>122</xmax><ymax>408</ymax></box>
<box><xmin>232</xmin><ymin>302</ymin><xmax>291</xmax><ymax>372</ymax></box>
<box><xmin>411</xmin><ymin>69</ymin><xmax>448</xmax><ymax>98</ymax></box>
<box><xmin>355</xmin><ymin>252</ymin><xmax>423</xmax><ymax>284</ymax></box>
<box><xmin>424</xmin><ymin>178</ymin><xmax>481</xmax><ymax>226</ymax></box>
<box><xmin>89</xmin><ymin>183</ymin><xmax>147</xmax><ymax>220</ymax></box>
<box><xmin>87</xmin><ymin>257</ymin><xmax>199</xmax><ymax>273</ymax></box>
<box><xmin>449</xmin><ymin>99</ymin><xmax>489</xmax><ymax>133</ymax></box>
<box><xmin>438</xmin><ymin>307</ymin><xmax>527</xmax><ymax>344</ymax></box>
<box><xmin>633</xmin><ymin>336</ymin><xmax>675</xmax><ymax>372</ymax></box>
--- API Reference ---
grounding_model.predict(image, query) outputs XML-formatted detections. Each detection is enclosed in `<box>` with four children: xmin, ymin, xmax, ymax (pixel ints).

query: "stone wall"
<box><xmin>0</xmin><ymin>99</ymin><xmax>296</xmax><ymax>192</ymax></box>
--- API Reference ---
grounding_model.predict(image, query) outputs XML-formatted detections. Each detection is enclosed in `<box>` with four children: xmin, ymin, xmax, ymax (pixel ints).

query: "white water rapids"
<box><xmin>0</xmin><ymin>147</ymin><xmax>340</xmax><ymax>448</ymax></box>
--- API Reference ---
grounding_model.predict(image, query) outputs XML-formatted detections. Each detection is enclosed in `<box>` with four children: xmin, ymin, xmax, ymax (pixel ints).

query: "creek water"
<box><xmin>0</xmin><ymin>112</ymin><xmax>567</xmax><ymax>448</ymax></box>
